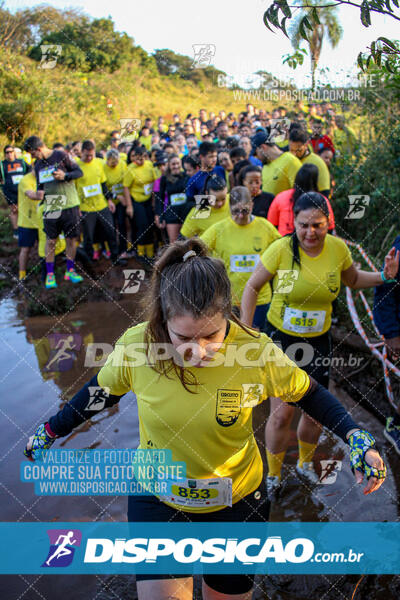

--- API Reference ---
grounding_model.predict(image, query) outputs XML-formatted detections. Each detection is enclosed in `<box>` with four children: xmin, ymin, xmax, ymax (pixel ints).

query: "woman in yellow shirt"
<box><xmin>201</xmin><ymin>186</ymin><xmax>280</xmax><ymax>329</ymax></box>
<box><xmin>241</xmin><ymin>192</ymin><xmax>398</xmax><ymax>497</ymax></box>
<box><xmin>24</xmin><ymin>237</ymin><xmax>386</xmax><ymax>600</ymax></box>
<box><xmin>123</xmin><ymin>145</ymin><xmax>158</xmax><ymax>259</ymax></box>
<box><xmin>180</xmin><ymin>175</ymin><xmax>230</xmax><ymax>238</ymax></box>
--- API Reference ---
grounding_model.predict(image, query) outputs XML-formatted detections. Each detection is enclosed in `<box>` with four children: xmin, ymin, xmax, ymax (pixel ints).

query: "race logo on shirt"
<box><xmin>275</xmin><ymin>270</ymin><xmax>299</xmax><ymax>293</ymax></box>
<box><xmin>121</xmin><ymin>269</ymin><xmax>145</xmax><ymax>294</ymax></box>
<box><xmin>38</xmin><ymin>45</ymin><xmax>62</xmax><ymax>69</ymax></box>
<box><xmin>216</xmin><ymin>389</ymin><xmax>242</xmax><ymax>426</ymax></box>
<box><xmin>192</xmin><ymin>44</ymin><xmax>216</xmax><ymax>68</ymax></box>
<box><xmin>345</xmin><ymin>195</ymin><xmax>370</xmax><ymax>219</ymax></box>
<box><xmin>253</xmin><ymin>236</ymin><xmax>263</xmax><ymax>252</ymax></box>
<box><xmin>326</xmin><ymin>272</ymin><xmax>339</xmax><ymax>294</ymax></box>
<box><xmin>241</xmin><ymin>384</ymin><xmax>264</xmax><ymax>408</ymax></box>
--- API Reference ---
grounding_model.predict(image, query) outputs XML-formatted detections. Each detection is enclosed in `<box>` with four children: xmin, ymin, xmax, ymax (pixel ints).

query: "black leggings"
<box><xmin>131</xmin><ymin>198</ymin><xmax>154</xmax><ymax>246</ymax></box>
<box><xmin>114</xmin><ymin>202</ymin><xmax>127</xmax><ymax>254</ymax></box>
<box><xmin>128</xmin><ymin>480</ymin><xmax>270</xmax><ymax>595</ymax></box>
<box><xmin>81</xmin><ymin>208</ymin><xmax>118</xmax><ymax>260</ymax></box>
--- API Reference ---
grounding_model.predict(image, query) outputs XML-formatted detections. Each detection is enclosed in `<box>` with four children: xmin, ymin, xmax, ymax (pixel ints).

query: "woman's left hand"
<box><xmin>383</xmin><ymin>247</ymin><xmax>400</xmax><ymax>280</ymax></box>
<box><xmin>348</xmin><ymin>430</ymin><xmax>386</xmax><ymax>495</ymax></box>
<box><xmin>354</xmin><ymin>448</ymin><xmax>386</xmax><ymax>495</ymax></box>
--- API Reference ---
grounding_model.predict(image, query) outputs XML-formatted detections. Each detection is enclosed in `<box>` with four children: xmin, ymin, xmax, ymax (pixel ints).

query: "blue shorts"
<box><xmin>18</xmin><ymin>227</ymin><xmax>38</xmax><ymax>248</ymax></box>
<box><xmin>253</xmin><ymin>303</ymin><xmax>270</xmax><ymax>330</ymax></box>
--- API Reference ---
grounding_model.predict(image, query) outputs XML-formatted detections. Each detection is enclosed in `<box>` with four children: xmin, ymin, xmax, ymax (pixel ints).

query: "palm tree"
<box><xmin>289</xmin><ymin>0</ymin><xmax>343</xmax><ymax>90</ymax></box>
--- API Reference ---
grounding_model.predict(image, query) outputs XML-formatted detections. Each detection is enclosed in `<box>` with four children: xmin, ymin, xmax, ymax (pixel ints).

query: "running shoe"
<box><xmin>296</xmin><ymin>461</ymin><xmax>320</xmax><ymax>485</ymax></box>
<box><xmin>266</xmin><ymin>475</ymin><xmax>281</xmax><ymax>499</ymax></box>
<box><xmin>64</xmin><ymin>269</ymin><xmax>83</xmax><ymax>283</ymax></box>
<box><xmin>103</xmin><ymin>250</ymin><xmax>111</xmax><ymax>259</ymax></box>
<box><xmin>45</xmin><ymin>273</ymin><xmax>57</xmax><ymax>289</ymax></box>
<box><xmin>93</xmin><ymin>250</ymin><xmax>100</xmax><ymax>260</ymax></box>
<box><xmin>383</xmin><ymin>417</ymin><xmax>400</xmax><ymax>455</ymax></box>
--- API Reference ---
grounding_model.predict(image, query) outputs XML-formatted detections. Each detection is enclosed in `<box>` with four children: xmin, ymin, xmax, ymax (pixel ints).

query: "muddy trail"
<box><xmin>1</xmin><ymin>279</ymin><xmax>399</xmax><ymax>599</ymax></box>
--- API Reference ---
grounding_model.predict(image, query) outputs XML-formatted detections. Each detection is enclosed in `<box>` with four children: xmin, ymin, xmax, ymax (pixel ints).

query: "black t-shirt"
<box><xmin>157</xmin><ymin>173</ymin><xmax>189</xmax><ymax>215</ymax></box>
<box><xmin>34</xmin><ymin>150</ymin><xmax>83</xmax><ymax>191</ymax></box>
<box><xmin>0</xmin><ymin>159</ymin><xmax>30</xmax><ymax>201</ymax></box>
<box><xmin>252</xmin><ymin>191</ymin><xmax>274</xmax><ymax>220</ymax></box>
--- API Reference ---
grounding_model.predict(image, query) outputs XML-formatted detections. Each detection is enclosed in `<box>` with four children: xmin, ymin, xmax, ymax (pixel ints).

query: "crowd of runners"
<box><xmin>17</xmin><ymin>101</ymin><xmax>400</xmax><ymax>599</ymax></box>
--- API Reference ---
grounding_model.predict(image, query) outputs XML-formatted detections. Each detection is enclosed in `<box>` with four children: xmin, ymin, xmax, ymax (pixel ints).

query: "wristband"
<box><xmin>381</xmin><ymin>271</ymin><xmax>397</xmax><ymax>284</ymax></box>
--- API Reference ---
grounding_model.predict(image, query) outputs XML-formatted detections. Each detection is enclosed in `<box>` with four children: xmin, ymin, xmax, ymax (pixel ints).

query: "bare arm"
<box><xmin>342</xmin><ymin>248</ymin><xmax>399</xmax><ymax>290</ymax></box>
<box><xmin>240</xmin><ymin>263</ymin><xmax>274</xmax><ymax>326</ymax></box>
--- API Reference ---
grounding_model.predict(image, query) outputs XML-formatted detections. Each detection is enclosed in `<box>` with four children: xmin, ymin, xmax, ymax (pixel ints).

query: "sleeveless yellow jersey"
<box><xmin>261</xmin><ymin>235</ymin><xmax>353</xmax><ymax>337</ymax></box>
<box><xmin>75</xmin><ymin>158</ymin><xmax>107</xmax><ymax>212</ymax></box>
<box><xmin>201</xmin><ymin>216</ymin><xmax>281</xmax><ymax>306</ymax></box>
<box><xmin>123</xmin><ymin>160</ymin><xmax>158</xmax><ymax>203</ymax></box>
<box><xmin>262</xmin><ymin>152</ymin><xmax>301</xmax><ymax>196</ymax></box>
<box><xmin>98</xmin><ymin>320</ymin><xmax>310</xmax><ymax>512</ymax></box>
<box><xmin>181</xmin><ymin>198</ymin><xmax>230</xmax><ymax>238</ymax></box>
<box><xmin>17</xmin><ymin>172</ymin><xmax>38</xmax><ymax>229</ymax></box>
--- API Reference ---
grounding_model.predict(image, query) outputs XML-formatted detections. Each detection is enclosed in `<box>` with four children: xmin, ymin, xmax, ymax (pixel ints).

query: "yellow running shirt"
<box><xmin>262</xmin><ymin>152</ymin><xmax>301</xmax><ymax>196</ymax></box>
<box><xmin>300</xmin><ymin>150</ymin><xmax>330</xmax><ymax>193</ymax></box>
<box><xmin>17</xmin><ymin>172</ymin><xmax>38</xmax><ymax>229</ymax></box>
<box><xmin>75</xmin><ymin>158</ymin><xmax>107</xmax><ymax>212</ymax></box>
<box><xmin>97</xmin><ymin>319</ymin><xmax>310</xmax><ymax>512</ymax></box>
<box><xmin>123</xmin><ymin>160</ymin><xmax>158</xmax><ymax>203</ymax></box>
<box><xmin>103</xmin><ymin>160</ymin><xmax>127</xmax><ymax>205</ymax></box>
<box><xmin>261</xmin><ymin>234</ymin><xmax>353</xmax><ymax>337</ymax></box>
<box><xmin>201</xmin><ymin>216</ymin><xmax>281</xmax><ymax>306</ymax></box>
<box><xmin>181</xmin><ymin>198</ymin><xmax>230</xmax><ymax>238</ymax></box>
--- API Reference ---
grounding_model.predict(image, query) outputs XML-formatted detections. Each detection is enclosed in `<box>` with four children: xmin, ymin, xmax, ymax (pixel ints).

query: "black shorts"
<box><xmin>264</xmin><ymin>319</ymin><xmax>332</xmax><ymax>388</ymax></box>
<box><xmin>161</xmin><ymin>203</ymin><xmax>191</xmax><ymax>225</ymax></box>
<box><xmin>43</xmin><ymin>206</ymin><xmax>80</xmax><ymax>240</ymax></box>
<box><xmin>18</xmin><ymin>227</ymin><xmax>38</xmax><ymax>248</ymax></box>
<box><xmin>128</xmin><ymin>481</ymin><xmax>270</xmax><ymax>594</ymax></box>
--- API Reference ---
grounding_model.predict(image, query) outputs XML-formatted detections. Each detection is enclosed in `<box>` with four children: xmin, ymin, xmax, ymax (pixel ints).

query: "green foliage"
<box><xmin>153</xmin><ymin>48</ymin><xmax>226</xmax><ymax>85</ymax></box>
<box><xmin>263</xmin><ymin>0</ymin><xmax>400</xmax><ymax>73</ymax></box>
<box><xmin>29</xmin><ymin>17</ymin><xmax>137</xmax><ymax>73</ymax></box>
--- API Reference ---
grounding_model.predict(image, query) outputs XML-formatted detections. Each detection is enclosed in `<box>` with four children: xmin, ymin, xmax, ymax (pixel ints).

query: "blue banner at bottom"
<box><xmin>0</xmin><ymin>522</ymin><xmax>398</xmax><ymax>574</ymax></box>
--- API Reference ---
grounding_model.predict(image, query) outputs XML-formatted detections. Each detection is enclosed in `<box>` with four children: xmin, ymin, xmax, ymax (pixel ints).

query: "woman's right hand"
<box><xmin>24</xmin><ymin>423</ymin><xmax>57</xmax><ymax>461</ymax></box>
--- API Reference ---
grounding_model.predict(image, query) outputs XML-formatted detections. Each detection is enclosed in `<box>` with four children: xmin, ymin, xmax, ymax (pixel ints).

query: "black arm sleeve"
<box><xmin>62</xmin><ymin>153</ymin><xmax>83</xmax><ymax>180</ymax></box>
<box><xmin>293</xmin><ymin>378</ymin><xmax>358</xmax><ymax>443</ymax></box>
<box><xmin>102</xmin><ymin>181</ymin><xmax>112</xmax><ymax>200</ymax></box>
<box><xmin>48</xmin><ymin>374</ymin><xmax>125</xmax><ymax>437</ymax></box>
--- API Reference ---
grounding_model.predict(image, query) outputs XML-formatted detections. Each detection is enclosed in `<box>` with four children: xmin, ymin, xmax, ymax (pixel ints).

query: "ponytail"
<box><xmin>142</xmin><ymin>238</ymin><xmax>257</xmax><ymax>391</ymax></box>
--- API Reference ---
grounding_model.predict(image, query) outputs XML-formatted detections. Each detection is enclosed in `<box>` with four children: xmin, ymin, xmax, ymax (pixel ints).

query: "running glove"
<box><xmin>348</xmin><ymin>429</ymin><xmax>386</xmax><ymax>480</ymax></box>
<box><xmin>24</xmin><ymin>422</ymin><xmax>57</xmax><ymax>460</ymax></box>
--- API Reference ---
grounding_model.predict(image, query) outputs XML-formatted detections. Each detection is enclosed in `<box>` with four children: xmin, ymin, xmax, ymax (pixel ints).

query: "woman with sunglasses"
<box><xmin>241</xmin><ymin>192</ymin><xmax>398</xmax><ymax>497</ymax></box>
<box><xmin>201</xmin><ymin>186</ymin><xmax>280</xmax><ymax>330</ymax></box>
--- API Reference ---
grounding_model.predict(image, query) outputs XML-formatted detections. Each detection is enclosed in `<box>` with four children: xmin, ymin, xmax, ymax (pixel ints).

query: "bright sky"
<box><xmin>7</xmin><ymin>0</ymin><xmax>400</xmax><ymax>87</ymax></box>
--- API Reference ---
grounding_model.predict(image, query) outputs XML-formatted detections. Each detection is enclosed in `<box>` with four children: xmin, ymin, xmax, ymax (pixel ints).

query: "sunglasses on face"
<box><xmin>231</xmin><ymin>207</ymin><xmax>251</xmax><ymax>216</ymax></box>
